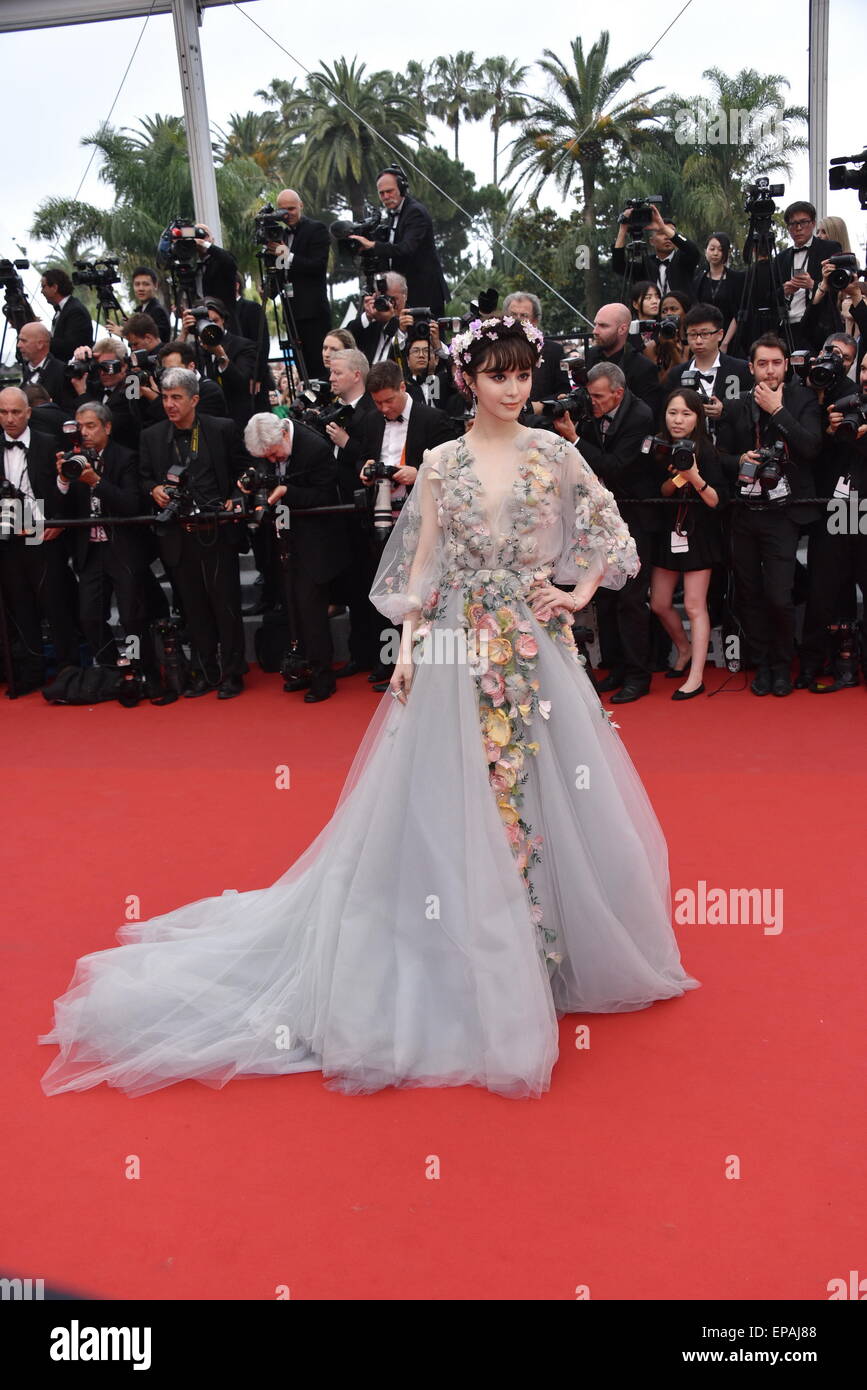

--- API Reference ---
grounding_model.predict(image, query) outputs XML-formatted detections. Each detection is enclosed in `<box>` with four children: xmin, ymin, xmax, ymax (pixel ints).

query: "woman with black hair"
<box><xmin>650</xmin><ymin>388</ymin><xmax>729</xmax><ymax>699</ymax></box>
<box><xmin>40</xmin><ymin>315</ymin><xmax>698</xmax><ymax>1101</ymax></box>
<box><xmin>644</xmin><ymin>290</ymin><xmax>691</xmax><ymax>380</ymax></box>
<box><xmin>691</xmin><ymin>234</ymin><xmax>745</xmax><ymax>352</ymax></box>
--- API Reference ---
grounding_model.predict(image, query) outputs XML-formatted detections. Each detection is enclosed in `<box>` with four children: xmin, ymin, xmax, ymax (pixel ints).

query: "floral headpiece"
<box><xmin>449</xmin><ymin>316</ymin><xmax>545</xmax><ymax>391</ymax></box>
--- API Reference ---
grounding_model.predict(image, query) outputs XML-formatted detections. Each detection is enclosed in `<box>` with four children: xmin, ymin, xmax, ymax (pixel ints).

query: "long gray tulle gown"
<box><xmin>40</xmin><ymin>428</ymin><xmax>699</xmax><ymax>1100</ymax></box>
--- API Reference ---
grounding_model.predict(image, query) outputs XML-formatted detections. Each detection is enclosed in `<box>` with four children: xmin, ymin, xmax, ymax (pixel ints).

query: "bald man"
<box><xmin>263</xmin><ymin>187</ymin><xmax>331</xmax><ymax>377</ymax></box>
<box><xmin>17</xmin><ymin>322</ymin><xmax>66</xmax><ymax>405</ymax></box>
<box><xmin>586</xmin><ymin>302</ymin><xmax>664</xmax><ymax>419</ymax></box>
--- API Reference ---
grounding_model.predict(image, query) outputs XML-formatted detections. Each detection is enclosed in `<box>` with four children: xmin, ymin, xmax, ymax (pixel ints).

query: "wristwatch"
<box><xmin>698</xmin><ymin>479</ymin><xmax>710</xmax><ymax>493</ymax></box>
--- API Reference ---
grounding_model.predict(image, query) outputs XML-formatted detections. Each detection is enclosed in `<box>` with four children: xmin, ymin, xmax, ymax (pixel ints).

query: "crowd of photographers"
<box><xmin>2</xmin><ymin>167</ymin><xmax>866</xmax><ymax>706</ymax></box>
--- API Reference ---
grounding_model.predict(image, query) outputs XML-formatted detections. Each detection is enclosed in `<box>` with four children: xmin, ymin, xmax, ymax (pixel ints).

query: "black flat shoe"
<box><xmin>367</xmin><ymin>666</ymin><xmax>392</xmax><ymax>683</ymax></box>
<box><xmin>283</xmin><ymin>675</ymin><xmax>311</xmax><ymax>692</ymax></box>
<box><xmin>671</xmin><ymin>683</ymin><xmax>705</xmax><ymax>701</ymax></box>
<box><xmin>217</xmin><ymin>676</ymin><xmax>244</xmax><ymax>700</ymax></box>
<box><xmin>750</xmin><ymin>668</ymin><xmax>772</xmax><ymax>696</ymax></box>
<box><xmin>336</xmin><ymin>661</ymin><xmax>371</xmax><ymax>678</ymax></box>
<box><xmin>184</xmin><ymin>677</ymin><xmax>218</xmax><ymax>698</ymax></box>
<box><xmin>665</xmin><ymin>657</ymin><xmax>692</xmax><ymax>679</ymax></box>
<box><xmin>370</xmin><ymin>680</ymin><xmax>390</xmax><ymax>693</ymax></box>
<box><xmin>595</xmin><ymin>671</ymin><xmax>625</xmax><ymax>693</ymax></box>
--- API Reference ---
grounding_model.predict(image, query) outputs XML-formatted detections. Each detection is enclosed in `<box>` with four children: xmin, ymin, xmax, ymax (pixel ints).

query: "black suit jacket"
<box><xmin>271</xmin><ymin>421</ymin><xmax>348</xmax><ymax>584</ymax></box>
<box><xmin>356</xmin><ymin>399</ymin><xmax>455</xmax><ymax>475</ymax></box>
<box><xmin>139</xmin><ymin>413</ymin><xmax>251</xmax><ymax>566</ymax></box>
<box><xmin>137</xmin><ymin>297</ymin><xmax>172</xmax><ymax>342</ymax></box>
<box><xmin>717</xmin><ymin>382</ymin><xmax>824</xmax><ymax>522</ymax></box>
<box><xmin>28</xmin><ymin>402</ymin><xmax>68</xmax><ymax>444</ymax></box>
<box><xmin>4</xmin><ymin>428</ymin><xmax>59</xmax><ymax>503</ymax></box>
<box><xmin>50</xmin><ymin>297</ymin><xmax>93</xmax><ymax>364</ymax></box>
<box><xmin>55</xmin><ymin>440</ymin><xmax>145</xmax><ymax>571</ymax></box>
<box><xmin>664</xmin><ymin>352</ymin><xmax>752</xmax><ymax>401</ymax></box>
<box><xmin>531</xmin><ymin>338</ymin><xmax>566</xmax><ymax>401</ymax></box>
<box><xmin>346</xmin><ymin>312</ymin><xmax>404</xmax><ymax>366</ymax></box>
<box><xmin>199</xmin><ymin>246</ymin><xmax>239</xmax><ymax>325</ymax></box>
<box><xmin>270</xmin><ymin>218</ymin><xmax>330</xmax><ymax>322</ymax></box>
<box><xmin>774</xmin><ymin>235</ymin><xmax>843</xmax><ymax>350</ymax></box>
<box><xmin>611</xmin><ymin>234</ymin><xmax>700</xmax><ymax>297</ymax></box>
<box><xmin>587</xmin><ymin>343</ymin><xmax>664</xmax><ymax>421</ymax></box>
<box><xmin>22</xmin><ymin>353</ymin><xmax>66</xmax><ymax>405</ymax></box>
<box><xmin>335</xmin><ymin>393</ymin><xmax>378</xmax><ymax>501</ymax></box>
<box><xmin>690</xmin><ymin>268</ymin><xmax>747</xmax><ymax>331</ymax></box>
<box><xmin>366</xmin><ymin>197</ymin><xmax>448</xmax><ymax>317</ymax></box>
<box><xmin>576</xmin><ymin>390</ymin><xmax>657</xmax><ymax>530</ymax></box>
<box><xmin>202</xmin><ymin>331</ymin><xmax>258</xmax><ymax>428</ymax></box>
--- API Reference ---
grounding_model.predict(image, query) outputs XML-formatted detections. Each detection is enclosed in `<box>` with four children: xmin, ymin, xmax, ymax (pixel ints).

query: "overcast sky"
<box><xmin>2</xmin><ymin>0</ymin><xmax>862</xmax><ymax>327</ymax></box>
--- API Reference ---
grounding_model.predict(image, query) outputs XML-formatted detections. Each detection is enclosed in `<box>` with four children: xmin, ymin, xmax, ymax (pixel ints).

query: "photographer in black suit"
<box><xmin>106</xmin><ymin>265</ymin><xmax>171</xmax><ymax>343</ymax></box>
<box><xmin>17</xmin><ymin>322</ymin><xmax>66</xmax><ymax>405</ymax></box>
<box><xmin>347</xmin><ymin>272</ymin><xmax>410</xmax><ymax>366</ymax></box>
<box><xmin>774</xmin><ymin>202</ymin><xmax>842</xmax><ymax>352</ymax></box>
<box><xmin>53</xmin><ymin>402</ymin><xmax>159</xmax><ymax>688</ymax></box>
<box><xmin>41</xmin><ymin>268</ymin><xmax>93</xmax><ymax>364</ymax></box>
<box><xmin>587</xmin><ymin>302</ymin><xmax>663</xmax><ymax>419</ymax></box>
<box><xmin>140</xmin><ymin>368</ymin><xmax>249</xmax><ymax>699</ymax></box>
<box><xmin>0</xmin><ymin>386</ymin><xmax>80</xmax><ymax>691</ymax></box>
<box><xmin>611</xmin><ymin>202</ymin><xmax>700</xmax><ymax>299</ymax></box>
<box><xmin>555</xmin><ymin>363</ymin><xmax>655</xmax><ymax>702</ymax></box>
<box><xmin>348</xmin><ymin>166</ymin><xmax>448</xmax><ymax>318</ymax></box>
<box><xmin>356</xmin><ymin>359</ymin><xmax>456</xmax><ymax>690</ymax></box>
<box><xmin>68</xmin><ymin>336</ymin><xmax>160</xmax><ymax>451</ymax></box>
<box><xmin>243</xmin><ymin>412</ymin><xmax>347</xmax><ymax>704</ymax></box>
<box><xmin>403</xmin><ymin>333</ymin><xmax>465</xmax><ymax>424</ymax></box>
<box><xmin>717</xmin><ymin>333</ymin><xmax>823</xmax><ymax>695</ymax></box>
<box><xmin>663</xmin><ymin>304</ymin><xmax>752</xmax><ymax>437</ymax></box>
<box><xmin>155</xmin><ymin>340</ymin><xmax>228</xmax><ymax>418</ymax></box>
<box><xmin>263</xmin><ymin>189</ymin><xmax>331</xmax><ymax>379</ymax></box>
<box><xmin>181</xmin><ymin>299</ymin><xmax>258</xmax><ymax>430</ymax></box>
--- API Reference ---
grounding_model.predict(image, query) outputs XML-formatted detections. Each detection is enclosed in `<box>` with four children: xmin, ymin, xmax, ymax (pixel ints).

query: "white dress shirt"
<box><xmin>379</xmin><ymin>394</ymin><xmax>412</xmax><ymax>502</ymax></box>
<box><xmin>3</xmin><ymin>426</ymin><xmax>43</xmax><ymax>523</ymax></box>
<box><xmin>788</xmin><ymin>238</ymin><xmax>813</xmax><ymax>324</ymax></box>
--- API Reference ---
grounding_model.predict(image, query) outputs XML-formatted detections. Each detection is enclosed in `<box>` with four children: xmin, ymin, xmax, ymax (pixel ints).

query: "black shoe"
<box><xmin>150</xmin><ymin>689</ymin><xmax>179</xmax><ymax>706</ymax></box>
<box><xmin>671</xmin><ymin>683</ymin><xmax>705</xmax><ymax>701</ymax></box>
<box><xmin>596</xmin><ymin>671</ymin><xmax>625</xmax><ymax>693</ymax></box>
<box><xmin>304</xmin><ymin>679</ymin><xmax>336</xmax><ymax>703</ymax></box>
<box><xmin>610</xmin><ymin>681</ymin><xmax>650</xmax><ymax>704</ymax></box>
<box><xmin>367</xmin><ymin>665</ymin><xmax>392</xmax><ymax>683</ymax></box>
<box><xmin>371</xmin><ymin>680</ymin><xmax>390</xmax><ymax>693</ymax></box>
<box><xmin>242</xmin><ymin>598</ymin><xmax>277</xmax><ymax>617</ymax></box>
<box><xmin>750</xmin><ymin>667</ymin><xmax>772</xmax><ymax>696</ymax></box>
<box><xmin>794</xmin><ymin>665</ymin><xmax>818</xmax><ymax>689</ymax></box>
<box><xmin>665</xmin><ymin>655</ymin><xmax>692</xmax><ymax>679</ymax></box>
<box><xmin>283</xmin><ymin>674</ymin><xmax>311</xmax><ymax>693</ymax></box>
<box><xmin>770</xmin><ymin>665</ymin><xmax>793</xmax><ymax>697</ymax></box>
<box><xmin>217</xmin><ymin>675</ymin><xmax>244</xmax><ymax>700</ymax></box>
<box><xmin>184</xmin><ymin>675</ymin><xmax>218</xmax><ymax>698</ymax></box>
<box><xmin>336</xmin><ymin>660</ymin><xmax>371</xmax><ymax>678</ymax></box>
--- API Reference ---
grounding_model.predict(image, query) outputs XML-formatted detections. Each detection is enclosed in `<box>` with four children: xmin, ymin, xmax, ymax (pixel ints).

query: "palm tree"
<box><xmin>507</xmin><ymin>31</ymin><xmax>663</xmax><ymax>313</ymax></box>
<box><xmin>478</xmin><ymin>56</ymin><xmax>529</xmax><ymax>185</ymax></box>
<box><xmin>214</xmin><ymin>110</ymin><xmax>291</xmax><ymax>184</ymax></box>
<box><xmin>427</xmin><ymin>51</ymin><xmax>488</xmax><ymax>162</ymax></box>
<box><xmin>391</xmin><ymin>60</ymin><xmax>431</xmax><ymax>129</ymax></box>
<box><xmin>290</xmin><ymin>58</ymin><xmax>426</xmax><ymax>220</ymax></box>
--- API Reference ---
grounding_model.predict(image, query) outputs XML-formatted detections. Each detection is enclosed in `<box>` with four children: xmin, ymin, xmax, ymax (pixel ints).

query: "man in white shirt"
<box><xmin>777</xmin><ymin>201</ymin><xmax>843</xmax><ymax>352</ymax></box>
<box><xmin>18</xmin><ymin>323</ymin><xmax>66</xmax><ymax>404</ymax></box>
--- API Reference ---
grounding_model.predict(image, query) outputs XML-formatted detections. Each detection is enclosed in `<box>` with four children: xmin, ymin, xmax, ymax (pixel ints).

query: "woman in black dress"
<box><xmin>649</xmin><ymin>388</ymin><xmax>729</xmax><ymax>699</ymax></box>
<box><xmin>691</xmin><ymin>233</ymin><xmax>745</xmax><ymax>352</ymax></box>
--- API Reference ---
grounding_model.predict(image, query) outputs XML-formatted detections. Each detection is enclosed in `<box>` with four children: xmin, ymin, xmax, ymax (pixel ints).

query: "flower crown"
<box><xmin>449</xmin><ymin>316</ymin><xmax>545</xmax><ymax>391</ymax></box>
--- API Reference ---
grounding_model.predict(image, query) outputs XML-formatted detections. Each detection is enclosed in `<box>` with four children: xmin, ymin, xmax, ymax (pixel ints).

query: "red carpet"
<box><xmin>4</xmin><ymin>666</ymin><xmax>865</xmax><ymax>1300</ymax></box>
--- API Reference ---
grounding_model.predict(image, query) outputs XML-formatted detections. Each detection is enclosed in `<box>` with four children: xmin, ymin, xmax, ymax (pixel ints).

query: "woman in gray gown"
<box><xmin>40</xmin><ymin>316</ymin><xmax>698</xmax><ymax>1101</ymax></box>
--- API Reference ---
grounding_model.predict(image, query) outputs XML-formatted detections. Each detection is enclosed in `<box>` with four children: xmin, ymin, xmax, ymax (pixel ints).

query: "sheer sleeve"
<box><xmin>368</xmin><ymin>447</ymin><xmax>448</xmax><ymax>622</ymax></box>
<box><xmin>549</xmin><ymin>436</ymin><xmax>640</xmax><ymax>591</ymax></box>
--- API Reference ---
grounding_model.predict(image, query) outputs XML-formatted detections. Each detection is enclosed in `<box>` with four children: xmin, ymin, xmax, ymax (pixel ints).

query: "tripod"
<box><xmin>257</xmin><ymin>250</ymin><xmax>310</xmax><ymax>402</ymax></box>
<box><xmin>734</xmin><ymin>221</ymin><xmax>794</xmax><ymax>357</ymax></box>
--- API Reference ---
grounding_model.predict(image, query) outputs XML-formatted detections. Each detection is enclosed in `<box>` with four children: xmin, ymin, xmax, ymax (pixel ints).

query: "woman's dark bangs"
<box><xmin>475</xmin><ymin>334</ymin><xmax>537</xmax><ymax>374</ymax></box>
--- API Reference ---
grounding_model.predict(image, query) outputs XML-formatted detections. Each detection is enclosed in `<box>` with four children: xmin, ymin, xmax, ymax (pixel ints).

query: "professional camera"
<box><xmin>166</xmin><ymin>220</ymin><xmax>208</xmax><ymax>265</ymax></box>
<box><xmin>361</xmin><ymin>460</ymin><xmax>400</xmax><ymax>540</ymax></box>
<box><xmin>71</xmin><ymin>258</ymin><xmax>120</xmax><ymax>291</ymax></box>
<box><xmin>629</xmin><ymin>318</ymin><xmax>659</xmax><ymax>337</ymax></box>
<box><xmin>618</xmin><ymin>197</ymin><xmax>663</xmax><ymax>233</ymax></box>
<box><xmin>361</xmin><ymin>460</ymin><xmax>400</xmax><ymax>484</ymax></box>
<box><xmin>330</xmin><ymin>212</ymin><xmax>391</xmax><ymax>259</ymax></box>
<box><xmin>0</xmin><ymin>476</ymin><xmax>25</xmax><ymax>539</ymax></box>
<box><xmin>737</xmin><ymin>440</ymin><xmax>787</xmax><ymax>491</ymax></box>
<box><xmin>186</xmin><ymin>304</ymin><xmax>224</xmax><ymax>349</ymax></box>
<box><xmin>829</xmin><ymin>149</ymin><xmax>867</xmax><ymax>209</ymax></box>
<box><xmin>0</xmin><ymin>256</ymin><xmax>36</xmax><ymax>332</ymax></box>
<box><xmin>155</xmin><ymin>459</ymin><xmax>199</xmax><ymax>524</ymax></box>
<box><xmin>743</xmin><ymin>177</ymin><xmax>785</xmax><ymax>220</ymax></box>
<box><xmin>58</xmin><ymin>420</ymin><xmax>99</xmax><ymax>481</ymax></box>
<box><xmin>406</xmin><ymin>307</ymin><xmax>432</xmax><ymax>339</ymax></box>
<box><xmin>833</xmin><ymin>391</ymin><xmax>867</xmax><ymax>442</ymax></box>
<box><xmin>791</xmin><ymin>347</ymin><xmax>848</xmax><ymax>390</ymax></box>
<box><xmin>236</xmin><ymin>462</ymin><xmax>280</xmax><ymax>530</ymax></box>
<box><xmin>642</xmin><ymin>436</ymin><xmax>697</xmax><ymax>473</ymax></box>
<box><xmin>826</xmin><ymin>253</ymin><xmax>860</xmax><ymax>291</ymax></box>
<box><xmin>254</xmin><ymin>203</ymin><xmax>291</xmax><ymax>246</ymax></box>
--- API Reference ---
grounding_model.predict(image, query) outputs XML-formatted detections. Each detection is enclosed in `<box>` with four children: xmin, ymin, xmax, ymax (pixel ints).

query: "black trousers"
<box><xmin>0</xmin><ymin>536</ymin><xmax>79</xmax><ymax>680</ymax></box>
<box><xmin>730</xmin><ymin>506</ymin><xmax>801</xmax><ymax>668</ymax></box>
<box><xmin>330</xmin><ymin>524</ymin><xmax>384</xmax><ymax>669</ymax></box>
<box><xmin>295</xmin><ymin>314</ymin><xmax>331</xmax><ymax>381</ymax></box>
<box><xmin>801</xmin><ymin>522</ymin><xmax>867</xmax><ymax>667</ymax></box>
<box><xmin>594</xmin><ymin>522</ymin><xmax>653</xmax><ymax>682</ymax></box>
<box><xmin>263</xmin><ymin>526</ymin><xmax>334</xmax><ymax>680</ymax></box>
<box><xmin>168</xmin><ymin>526</ymin><xmax>245</xmax><ymax>679</ymax></box>
<box><xmin>77</xmin><ymin>540</ymin><xmax>156</xmax><ymax>672</ymax></box>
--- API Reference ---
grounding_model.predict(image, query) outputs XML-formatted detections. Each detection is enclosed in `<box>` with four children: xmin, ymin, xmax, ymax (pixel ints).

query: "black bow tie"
<box><xmin>387</xmin><ymin>414</ymin><xmax>404</xmax><ymax>423</ymax></box>
<box><xmin>696</xmin><ymin>372</ymin><xmax>715</xmax><ymax>382</ymax></box>
<box><xmin>4</xmin><ymin>438</ymin><xmax>25</xmax><ymax>449</ymax></box>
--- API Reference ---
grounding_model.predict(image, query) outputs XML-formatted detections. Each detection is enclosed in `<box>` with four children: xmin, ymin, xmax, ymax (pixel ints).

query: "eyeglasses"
<box><xmin>97</xmin><ymin>361</ymin><xmax>124</xmax><ymax>373</ymax></box>
<box><xmin>686</xmin><ymin>329</ymin><xmax>721</xmax><ymax>340</ymax></box>
<box><xmin>787</xmin><ymin>219</ymin><xmax>814</xmax><ymax>230</ymax></box>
